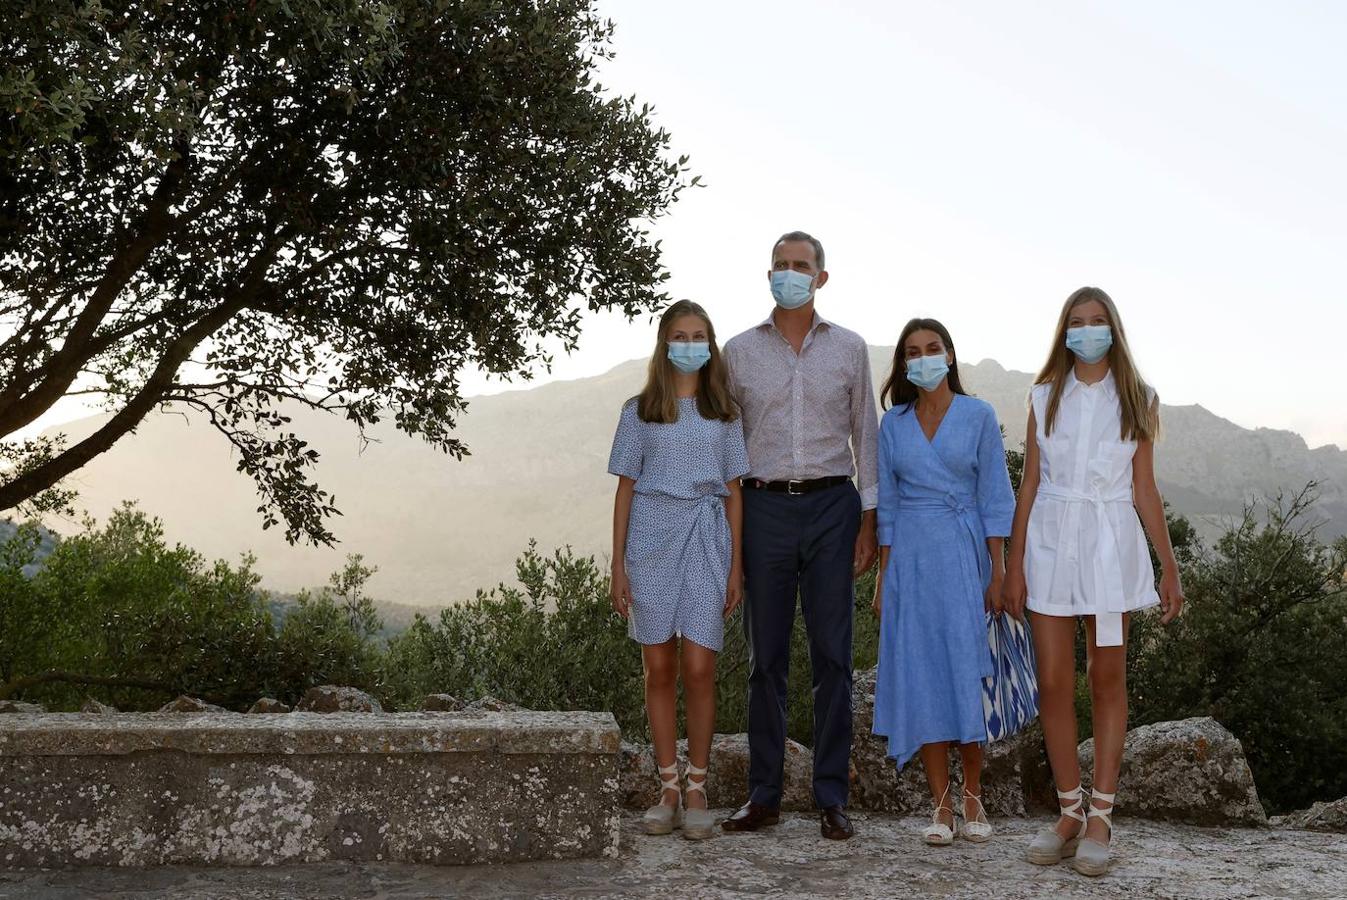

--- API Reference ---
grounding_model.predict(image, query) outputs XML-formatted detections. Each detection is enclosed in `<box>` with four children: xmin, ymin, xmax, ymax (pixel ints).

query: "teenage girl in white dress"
<box><xmin>1002</xmin><ymin>286</ymin><xmax>1185</xmax><ymax>877</ymax></box>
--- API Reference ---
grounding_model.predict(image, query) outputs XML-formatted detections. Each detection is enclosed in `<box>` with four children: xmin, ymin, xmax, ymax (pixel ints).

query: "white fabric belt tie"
<box><xmin>1038</xmin><ymin>482</ymin><xmax>1133</xmax><ymax>647</ymax></box>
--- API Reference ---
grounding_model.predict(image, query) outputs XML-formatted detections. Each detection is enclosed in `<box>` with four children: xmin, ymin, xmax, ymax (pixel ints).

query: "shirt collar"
<box><xmin>757</xmin><ymin>309</ymin><xmax>830</xmax><ymax>334</ymax></box>
<box><xmin>1063</xmin><ymin>368</ymin><xmax>1117</xmax><ymax>399</ymax></box>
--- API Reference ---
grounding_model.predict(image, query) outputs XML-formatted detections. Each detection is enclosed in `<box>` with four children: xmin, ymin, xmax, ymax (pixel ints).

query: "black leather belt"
<box><xmin>741</xmin><ymin>476</ymin><xmax>850</xmax><ymax>495</ymax></box>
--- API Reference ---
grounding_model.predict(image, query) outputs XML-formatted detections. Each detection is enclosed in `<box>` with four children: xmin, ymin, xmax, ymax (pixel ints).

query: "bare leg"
<box><xmin>958</xmin><ymin>742</ymin><xmax>985</xmax><ymax>823</ymax></box>
<box><xmin>643</xmin><ymin>639</ymin><xmax>680</xmax><ymax>806</ymax></box>
<box><xmin>1030</xmin><ymin>612</ymin><xmax>1083</xmax><ymax>840</ymax></box>
<box><xmin>680</xmin><ymin>639</ymin><xmax>718</xmax><ymax>811</ymax></box>
<box><xmin>918</xmin><ymin>742</ymin><xmax>955</xmax><ymax>830</ymax></box>
<box><xmin>1083</xmin><ymin>614</ymin><xmax>1130</xmax><ymax>843</ymax></box>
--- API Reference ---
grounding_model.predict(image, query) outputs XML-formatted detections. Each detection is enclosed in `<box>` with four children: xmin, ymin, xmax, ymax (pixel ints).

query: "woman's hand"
<box><xmin>985</xmin><ymin>574</ymin><xmax>1005</xmax><ymax>616</ymax></box>
<box><xmin>1159</xmin><ymin>567</ymin><xmax>1185</xmax><ymax>624</ymax></box>
<box><xmin>610</xmin><ymin>565</ymin><xmax>631</xmax><ymax>620</ymax></box>
<box><xmin>871</xmin><ymin>572</ymin><xmax>884</xmax><ymax>621</ymax></box>
<box><xmin>724</xmin><ymin>564</ymin><xmax>744</xmax><ymax>618</ymax></box>
<box><xmin>1001</xmin><ymin>567</ymin><xmax>1027</xmax><ymax>621</ymax></box>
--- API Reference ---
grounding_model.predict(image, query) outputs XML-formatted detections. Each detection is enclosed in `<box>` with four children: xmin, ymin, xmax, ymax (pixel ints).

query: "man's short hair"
<box><xmin>772</xmin><ymin>231</ymin><xmax>825</xmax><ymax>271</ymax></box>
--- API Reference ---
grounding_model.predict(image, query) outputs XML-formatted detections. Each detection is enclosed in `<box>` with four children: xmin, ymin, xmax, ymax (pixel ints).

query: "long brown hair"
<box><xmin>1035</xmin><ymin>286</ymin><xmax>1158</xmax><ymax>441</ymax></box>
<box><xmin>636</xmin><ymin>300</ymin><xmax>738</xmax><ymax>423</ymax></box>
<box><xmin>880</xmin><ymin>317</ymin><xmax>968</xmax><ymax>411</ymax></box>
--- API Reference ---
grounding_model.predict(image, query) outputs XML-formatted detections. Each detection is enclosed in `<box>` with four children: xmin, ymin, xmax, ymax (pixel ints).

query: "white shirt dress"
<box><xmin>1024</xmin><ymin>371</ymin><xmax>1159</xmax><ymax>646</ymax></box>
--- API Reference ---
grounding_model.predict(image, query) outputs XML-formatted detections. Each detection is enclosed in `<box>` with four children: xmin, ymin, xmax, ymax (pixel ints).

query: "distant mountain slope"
<box><xmin>30</xmin><ymin>353</ymin><xmax>1347</xmax><ymax>605</ymax></box>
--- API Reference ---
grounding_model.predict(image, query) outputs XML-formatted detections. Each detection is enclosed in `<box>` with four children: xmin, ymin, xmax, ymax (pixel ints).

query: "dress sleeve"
<box><xmin>976</xmin><ymin>403</ymin><xmax>1016</xmax><ymax>538</ymax></box>
<box><xmin>607</xmin><ymin>400</ymin><xmax>644</xmax><ymax>481</ymax></box>
<box><xmin>876</xmin><ymin>412</ymin><xmax>900</xmax><ymax>547</ymax></box>
<box><xmin>723</xmin><ymin>416</ymin><xmax>751</xmax><ymax>483</ymax></box>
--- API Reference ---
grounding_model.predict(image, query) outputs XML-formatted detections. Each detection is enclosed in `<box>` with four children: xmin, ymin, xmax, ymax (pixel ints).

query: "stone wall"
<box><xmin>0</xmin><ymin>711</ymin><xmax>621</xmax><ymax>867</ymax></box>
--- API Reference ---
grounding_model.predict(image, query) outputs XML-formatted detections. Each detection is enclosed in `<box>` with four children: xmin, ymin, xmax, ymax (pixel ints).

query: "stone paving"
<box><xmin>3</xmin><ymin>811</ymin><xmax>1345</xmax><ymax>899</ymax></box>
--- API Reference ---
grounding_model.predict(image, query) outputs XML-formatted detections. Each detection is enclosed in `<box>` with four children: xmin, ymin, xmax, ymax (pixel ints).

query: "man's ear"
<box><xmin>815</xmin><ymin>270</ymin><xmax>829</xmax><ymax>289</ymax></box>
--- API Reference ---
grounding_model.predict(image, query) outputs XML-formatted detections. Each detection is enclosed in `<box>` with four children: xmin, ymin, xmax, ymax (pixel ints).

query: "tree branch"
<box><xmin>0</xmin><ymin>234</ymin><xmax>286</xmax><ymax>511</ymax></box>
<box><xmin>0</xmin><ymin>147</ymin><xmax>193</xmax><ymax>437</ymax></box>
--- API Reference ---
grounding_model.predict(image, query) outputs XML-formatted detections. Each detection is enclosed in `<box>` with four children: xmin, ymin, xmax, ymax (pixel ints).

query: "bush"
<box><xmin>1127</xmin><ymin>487</ymin><xmax>1347</xmax><ymax>813</ymax></box>
<box><xmin>0</xmin><ymin>504</ymin><xmax>385</xmax><ymax>710</ymax></box>
<box><xmin>382</xmin><ymin>542</ymin><xmax>645</xmax><ymax>726</ymax></box>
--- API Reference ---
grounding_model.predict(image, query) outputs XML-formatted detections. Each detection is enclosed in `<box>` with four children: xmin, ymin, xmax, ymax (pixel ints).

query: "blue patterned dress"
<box><xmin>872</xmin><ymin>394</ymin><xmax>1016</xmax><ymax>768</ymax></box>
<box><xmin>608</xmin><ymin>397</ymin><xmax>750</xmax><ymax>652</ymax></box>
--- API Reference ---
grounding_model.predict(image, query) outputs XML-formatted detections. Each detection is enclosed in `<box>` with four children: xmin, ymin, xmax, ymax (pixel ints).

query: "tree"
<box><xmin>0</xmin><ymin>0</ymin><xmax>692</xmax><ymax>541</ymax></box>
<box><xmin>1127</xmin><ymin>485</ymin><xmax>1347</xmax><ymax>812</ymax></box>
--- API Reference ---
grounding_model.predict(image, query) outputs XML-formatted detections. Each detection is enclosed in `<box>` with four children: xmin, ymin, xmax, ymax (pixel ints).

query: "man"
<box><xmin>721</xmin><ymin>230</ymin><xmax>879</xmax><ymax>840</ymax></box>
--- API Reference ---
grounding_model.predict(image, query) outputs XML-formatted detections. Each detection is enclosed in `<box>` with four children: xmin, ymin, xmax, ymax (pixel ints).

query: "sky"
<box><xmin>467</xmin><ymin>0</ymin><xmax>1347</xmax><ymax>450</ymax></box>
<box><xmin>18</xmin><ymin>1</ymin><xmax>1347</xmax><ymax>449</ymax></box>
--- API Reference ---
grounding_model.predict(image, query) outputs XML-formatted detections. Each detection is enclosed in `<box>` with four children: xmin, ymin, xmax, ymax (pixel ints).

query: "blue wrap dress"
<box><xmin>872</xmin><ymin>394</ymin><xmax>1017</xmax><ymax>768</ymax></box>
<box><xmin>608</xmin><ymin>396</ymin><xmax>750</xmax><ymax>652</ymax></box>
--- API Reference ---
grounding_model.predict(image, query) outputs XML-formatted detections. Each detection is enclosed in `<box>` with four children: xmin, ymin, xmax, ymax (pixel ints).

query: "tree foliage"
<box><xmin>0</xmin><ymin>0</ymin><xmax>691</xmax><ymax>539</ymax></box>
<box><xmin>0</xmin><ymin>503</ymin><xmax>385</xmax><ymax>707</ymax></box>
<box><xmin>1127</xmin><ymin>486</ymin><xmax>1347</xmax><ymax>813</ymax></box>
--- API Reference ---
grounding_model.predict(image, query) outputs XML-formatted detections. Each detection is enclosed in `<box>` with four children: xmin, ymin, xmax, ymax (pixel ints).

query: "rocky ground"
<box><xmin>3</xmin><ymin>811</ymin><xmax>1344</xmax><ymax>899</ymax></box>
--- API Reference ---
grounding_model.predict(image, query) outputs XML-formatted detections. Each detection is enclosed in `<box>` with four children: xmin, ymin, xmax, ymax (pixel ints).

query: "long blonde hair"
<box><xmin>1036</xmin><ymin>286</ymin><xmax>1158</xmax><ymax>442</ymax></box>
<box><xmin>636</xmin><ymin>300</ymin><xmax>738</xmax><ymax>424</ymax></box>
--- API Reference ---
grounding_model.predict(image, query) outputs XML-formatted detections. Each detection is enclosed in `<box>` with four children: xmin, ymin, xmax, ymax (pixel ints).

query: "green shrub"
<box><xmin>1126</xmin><ymin>487</ymin><xmax>1347</xmax><ymax>813</ymax></box>
<box><xmin>0</xmin><ymin>504</ymin><xmax>384</xmax><ymax>710</ymax></box>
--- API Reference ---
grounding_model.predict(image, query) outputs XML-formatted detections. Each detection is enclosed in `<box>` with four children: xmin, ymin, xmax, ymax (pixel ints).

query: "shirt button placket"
<box><xmin>793</xmin><ymin>363</ymin><xmax>803</xmax><ymax>475</ymax></box>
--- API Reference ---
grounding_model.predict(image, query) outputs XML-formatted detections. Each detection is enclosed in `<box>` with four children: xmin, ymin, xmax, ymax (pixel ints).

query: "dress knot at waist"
<box><xmin>1037</xmin><ymin>483</ymin><xmax>1132</xmax><ymax>505</ymax></box>
<box><xmin>896</xmin><ymin>493</ymin><xmax>976</xmax><ymax>516</ymax></box>
<box><xmin>1034</xmin><ymin>483</ymin><xmax>1131</xmax><ymax>647</ymax></box>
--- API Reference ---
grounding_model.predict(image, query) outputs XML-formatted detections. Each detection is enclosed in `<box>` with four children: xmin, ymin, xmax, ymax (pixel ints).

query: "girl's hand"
<box><xmin>724</xmin><ymin>565</ymin><xmax>744</xmax><ymax>618</ymax></box>
<box><xmin>871</xmin><ymin>572</ymin><xmax>884</xmax><ymax>621</ymax></box>
<box><xmin>610</xmin><ymin>566</ymin><xmax>632</xmax><ymax>620</ymax></box>
<box><xmin>1159</xmin><ymin>567</ymin><xmax>1185</xmax><ymax>624</ymax></box>
<box><xmin>1001</xmin><ymin>568</ymin><xmax>1027</xmax><ymax>621</ymax></box>
<box><xmin>985</xmin><ymin>574</ymin><xmax>1005</xmax><ymax>616</ymax></box>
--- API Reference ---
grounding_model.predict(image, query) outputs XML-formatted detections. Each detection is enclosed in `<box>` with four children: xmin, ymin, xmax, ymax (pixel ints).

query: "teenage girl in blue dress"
<box><xmin>608</xmin><ymin>300</ymin><xmax>750</xmax><ymax>841</ymax></box>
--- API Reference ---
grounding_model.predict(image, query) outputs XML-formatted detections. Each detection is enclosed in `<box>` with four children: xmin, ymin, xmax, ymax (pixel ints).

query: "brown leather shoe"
<box><xmin>820</xmin><ymin>805</ymin><xmax>854</xmax><ymax>840</ymax></box>
<box><xmin>721</xmin><ymin>801</ymin><xmax>781</xmax><ymax>832</ymax></box>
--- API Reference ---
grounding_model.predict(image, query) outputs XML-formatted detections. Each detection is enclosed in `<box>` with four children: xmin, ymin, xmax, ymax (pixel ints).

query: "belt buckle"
<box><xmin>786</xmin><ymin>479</ymin><xmax>805</xmax><ymax>495</ymax></box>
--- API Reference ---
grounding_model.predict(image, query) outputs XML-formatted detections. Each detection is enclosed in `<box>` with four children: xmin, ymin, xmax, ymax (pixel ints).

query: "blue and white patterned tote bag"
<box><xmin>982</xmin><ymin>612</ymin><xmax>1040</xmax><ymax>742</ymax></box>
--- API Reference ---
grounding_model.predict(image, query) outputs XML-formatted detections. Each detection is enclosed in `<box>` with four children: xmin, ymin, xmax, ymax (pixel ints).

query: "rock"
<box><xmin>618</xmin><ymin>741</ymin><xmax>658</xmax><ymax>809</ymax></box>
<box><xmin>1078</xmin><ymin>716</ymin><xmax>1266</xmax><ymax>826</ymax></box>
<box><xmin>294</xmin><ymin>685</ymin><xmax>383</xmax><ymax>713</ymax></box>
<box><xmin>158</xmin><ymin>695</ymin><xmax>228</xmax><ymax>713</ymax></box>
<box><xmin>247</xmin><ymin>698</ymin><xmax>292</xmax><ymax>714</ymax></box>
<box><xmin>619</xmin><ymin>733</ymin><xmax>814</xmax><ymax>811</ymax></box>
<box><xmin>421</xmin><ymin>693</ymin><xmax>466</xmax><ymax>712</ymax></box>
<box><xmin>79</xmin><ymin>697</ymin><xmax>117</xmax><ymax>714</ymax></box>
<box><xmin>848</xmin><ymin>667</ymin><xmax>1051</xmax><ymax>816</ymax></box>
<box><xmin>464</xmin><ymin>695</ymin><xmax>524</xmax><ymax>712</ymax></box>
<box><xmin>1272</xmin><ymin>797</ymin><xmax>1347</xmax><ymax>833</ymax></box>
<box><xmin>678</xmin><ymin>732</ymin><xmax>815</xmax><ymax>812</ymax></box>
<box><xmin>0</xmin><ymin>700</ymin><xmax>45</xmax><ymax>714</ymax></box>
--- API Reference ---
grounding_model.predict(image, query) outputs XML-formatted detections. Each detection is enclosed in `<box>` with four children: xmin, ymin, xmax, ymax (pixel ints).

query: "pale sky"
<box><xmin>471</xmin><ymin>0</ymin><xmax>1347</xmax><ymax>450</ymax></box>
<box><xmin>20</xmin><ymin>1</ymin><xmax>1347</xmax><ymax>449</ymax></box>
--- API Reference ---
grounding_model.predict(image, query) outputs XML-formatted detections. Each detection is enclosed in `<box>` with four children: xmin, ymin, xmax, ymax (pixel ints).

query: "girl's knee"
<box><xmin>681</xmin><ymin>656</ymin><xmax>716</xmax><ymax>689</ymax></box>
<box><xmin>1086</xmin><ymin>656</ymin><xmax>1126</xmax><ymax>696</ymax></box>
<box><xmin>1037</xmin><ymin>667</ymin><xmax>1076</xmax><ymax>698</ymax></box>
<box><xmin>644</xmin><ymin>656</ymin><xmax>678</xmax><ymax>691</ymax></box>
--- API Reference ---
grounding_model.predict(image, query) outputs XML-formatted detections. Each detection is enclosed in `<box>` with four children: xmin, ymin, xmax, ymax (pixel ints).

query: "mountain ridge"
<box><xmin>26</xmin><ymin>352</ymin><xmax>1347</xmax><ymax>605</ymax></box>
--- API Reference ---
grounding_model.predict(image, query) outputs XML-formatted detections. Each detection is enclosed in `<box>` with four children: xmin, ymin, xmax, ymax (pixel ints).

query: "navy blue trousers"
<box><xmin>742</xmin><ymin>481</ymin><xmax>860</xmax><ymax>809</ymax></box>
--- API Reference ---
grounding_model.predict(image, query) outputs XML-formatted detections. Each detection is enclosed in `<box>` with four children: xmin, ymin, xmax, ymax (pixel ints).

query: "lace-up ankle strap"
<box><xmin>1087</xmin><ymin>789</ymin><xmax>1115</xmax><ymax>830</ymax></box>
<box><xmin>684</xmin><ymin>762</ymin><xmax>708</xmax><ymax>797</ymax></box>
<box><xmin>657</xmin><ymin>761</ymin><xmax>681</xmax><ymax>800</ymax></box>
<box><xmin>1057</xmin><ymin>785</ymin><xmax>1087</xmax><ymax>823</ymax></box>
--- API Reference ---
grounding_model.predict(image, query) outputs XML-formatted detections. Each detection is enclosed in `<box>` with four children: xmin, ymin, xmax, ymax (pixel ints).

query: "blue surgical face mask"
<box><xmin>905</xmin><ymin>353</ymin><xmax>950</xmax><ymax>392</ymax></box>
<box><xmin>1065</xmin><ymin>325</ymin><xmax>1113</xmax><ymax>364</ymax></box>
<box><xmin>667</xmin><ymin>340</ymin><xmax>711</xmax><ymax>373</ymax></box>
<box><xmin>770</xmin><ymin>269</ymin><xmax>815</xmax><ymax>309</ymax></box>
